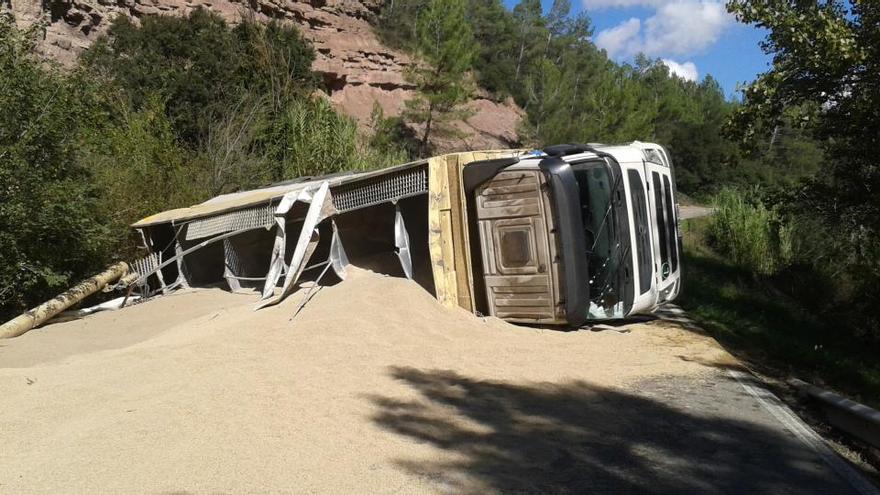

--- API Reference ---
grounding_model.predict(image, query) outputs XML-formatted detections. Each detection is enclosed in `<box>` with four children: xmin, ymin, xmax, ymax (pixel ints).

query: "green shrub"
<box><xmin>709</xmin><ymin>188</ymin><xmax>790</xmax><ymax>275</ymax></box>
<box><xmin>264</xmin><ymin>97</ymin><xmax>408</xmax><ymax>178</ymax></box>
<box><xmin>0</xmin><ymin>15</ymin><xmax>115</xmax><ymax>319</ymax></box>
<box><xmin>83</xmin><ymin>95</ymin><xmax>208</xmax><ymax>257</ymax></box>
<box><xmin>367</xmin><ymin>102</ymin><xmax>419</xmax><ymax>163</ymax></box>
<box><xmin>709</xmin><ymin>186</ymin><xmax>880</xmax><ymax>343</ymax></box>
<box><xmin>785</xmin><ymin>187</ymin><xmax>880</xmax><ymax>342</ymax></box>
<box><xmin>85</xmin><ymin>10</ymin><xmax>401</xmax><ymax>186</ymax></box>
<box><xmin>83</xmin><ymin>9</ymin><xmax>317</xmax><ymax>146</ymax></box>
<box><xmin>194</xmin><ymin>92</ymin><xmax>275</xmax><ymax>196</ymax></box>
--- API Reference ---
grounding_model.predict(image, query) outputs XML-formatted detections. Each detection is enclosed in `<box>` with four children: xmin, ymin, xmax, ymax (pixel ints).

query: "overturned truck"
<box><xmin>130</xmin><ymin>143</ymin><xmax>681</xmax><ymax>327</ymax></box>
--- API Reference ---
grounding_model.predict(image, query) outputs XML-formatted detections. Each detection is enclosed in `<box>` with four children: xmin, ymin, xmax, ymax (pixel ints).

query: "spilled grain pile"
<box><xmin>0</xmin><ymin>268</ymin><xmax>734</xmax><ymax>493</ymax></box>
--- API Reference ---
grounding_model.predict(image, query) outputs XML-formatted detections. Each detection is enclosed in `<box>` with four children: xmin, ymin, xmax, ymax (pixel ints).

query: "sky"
<box><xmin>502</xmin><ymin>0</ymin><xmax>773</xmax><ymax>98</ymax></box>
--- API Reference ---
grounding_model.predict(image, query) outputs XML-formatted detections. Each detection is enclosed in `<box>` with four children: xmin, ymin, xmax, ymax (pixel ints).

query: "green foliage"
<box><xmin>85</xmin><ymin>95</ymin><xmax>206</xmax><ymax>253</ymax></box>
<box><xmin>266</xmin><ymin>97</ymin><xmax>384</xmax><ymax>178</ymax></box>
<box><xmin>196</xmin><ymin>92</ymin><xmax>276</xmax><ymax>196</ymax></box>
<box><xmin>83</xmin><ymin>9</ymin><xmax>317</xmax><ymax>145</ymax></box>
<box><xmin>727</xmin><ymin>0</ymin><xmax>880</xmax><ymax>341</ymax></box>
<box><xmin>708</xmin><ymin>185</ymin><xmax>880</xmax><ymax>344</ymax></box>
<box><xmin>84</xmin><ymin>8</ymin><xmax>399</xmax><ymax>184</ymax></box>
<box><xmin>1</xmin><ymin>12</ymin><xmax>410</xmax><ymax>321</ymax></box>
<box><xmin>368</xmin><ymin>103</ymin><xmax>420</xmax><ymax>162</ymax></box>
<box><xmin>376</xmin><ymin>0</ymin><xmax>425</xmax><ymax>52</ymax></box>
<box><xmin>467</xmin><ymin>0</ymin><xmax>518</xmax><ymax>98</ymax></box>
<box><xmin>679</xmin><ymin>217</ymin><xmax>880</xmax><ymax>408</ymax></box>
<box><xmin>402</xmin><ymin>0</ymin><xmax>477</xmax><ymax>155</ymax></box>
<box><xmin>0</xmin><ymin>14</ymin><xmax>114</xmax><ymax>318</ymax></box>
<box><xmin>709</xmin><ymin>188</ymin><xmax>790</xmax><ymax>275</ymax></box>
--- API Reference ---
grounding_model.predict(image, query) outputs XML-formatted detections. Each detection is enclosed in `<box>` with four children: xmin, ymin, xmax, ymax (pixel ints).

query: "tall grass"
<box><xmin>709</xmin><ymin>187</ymin><xmax>880</xmax><ymax>345</ymax></box>
<box><xmin>268</xmin><ymin>98</ymin><xmax>409</xmax><ymax>179</ymax></box>
<box><xmin>709</xmin><ymin>188</ymin><xmax>791</xmax><ymax>275</ymax></box>
<box><xmin>680</xmin><ymin>217</ymin><xmax>880</xmax><ymax>409</ymax></box>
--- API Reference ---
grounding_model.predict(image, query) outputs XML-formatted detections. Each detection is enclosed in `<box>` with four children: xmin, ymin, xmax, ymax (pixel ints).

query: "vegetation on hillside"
<box><xmin>401</xmin><ymin>0</ymin><xmax>477</xmax><ymax>155</ymax></box>
<box><xmin>680</xmin><ymin>215</ymin><xmax>880</xmax><ymax>409</ymax></box>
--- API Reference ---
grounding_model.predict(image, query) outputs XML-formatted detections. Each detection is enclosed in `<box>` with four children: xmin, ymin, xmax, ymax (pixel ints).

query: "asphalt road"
<box><xmin>632</xmin><ymin>305</ymin><xmax>880</xmax><ymax>495</ymax></box>
<box><xmin>680</xmin><ymin>204</ymin><xmax>715</xmax><ymax>219</ymax></box>
<box><xmin>657</xmin><ymin>206</ymin><xmax>876</xmax><ymax>493</ymax></box>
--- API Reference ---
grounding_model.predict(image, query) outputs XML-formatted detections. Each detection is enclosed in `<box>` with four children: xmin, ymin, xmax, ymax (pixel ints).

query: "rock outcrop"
<box><xmin>5</xmin><ymin>0</ymin><xmax>523</xmax><ymax>152</ymax></box>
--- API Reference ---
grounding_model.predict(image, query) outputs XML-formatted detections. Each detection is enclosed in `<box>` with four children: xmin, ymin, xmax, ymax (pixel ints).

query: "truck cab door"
<box><xmin>473</xmin><ymin>169</ymin><xmax>565</xmax><ymax>324</ymax></box>
<box><xmin>623</xmin><ymin>164</ymin><xmax>657</xmax><ymax>312</ymax></box>
<box><xmin>645</xmin><ymin>162</ymin><xmax>680</xmax><ymax>301</ymax></box>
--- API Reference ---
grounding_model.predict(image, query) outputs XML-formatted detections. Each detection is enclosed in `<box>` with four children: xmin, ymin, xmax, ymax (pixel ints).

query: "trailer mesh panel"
<box><xmin>185</xmin><ymin>203</ymin><xmax>275</xmax><ymax>240</ymax></box>
<box><xmin>333</xmin><ymin>167</ymin><xmax>427</xmax><ymax>213</ymax></box>
<box><xmin>182</xmin><ymin>166</ymin><xmax>427</xmax><ymax>240</ymax></box>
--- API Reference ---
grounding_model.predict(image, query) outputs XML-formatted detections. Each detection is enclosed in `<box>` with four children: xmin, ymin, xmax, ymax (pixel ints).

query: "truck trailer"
<box><xmin>127</xmin><ymin>142</ymin><xmax>681</xmax><ymax>327</ymax></box>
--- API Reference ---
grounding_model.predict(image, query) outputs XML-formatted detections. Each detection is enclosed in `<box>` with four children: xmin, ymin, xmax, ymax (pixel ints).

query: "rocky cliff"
<box><xmin>5</xmin><ymin>0</ymin><xmax>522</xmax><ymax>151</ymax></box>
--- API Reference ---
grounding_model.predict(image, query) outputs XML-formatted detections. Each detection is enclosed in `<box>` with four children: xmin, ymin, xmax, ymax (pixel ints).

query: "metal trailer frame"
<box><xmin>129</xmin><ymin>150</ymin><xmax>526</xmax><ymax>312</ymax></box>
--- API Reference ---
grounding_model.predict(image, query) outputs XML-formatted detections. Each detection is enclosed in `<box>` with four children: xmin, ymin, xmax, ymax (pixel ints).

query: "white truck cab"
<box><xmin>466</xmin><ymin>142</ymin><xmax>681</xmax><ymax>326</ymax></box>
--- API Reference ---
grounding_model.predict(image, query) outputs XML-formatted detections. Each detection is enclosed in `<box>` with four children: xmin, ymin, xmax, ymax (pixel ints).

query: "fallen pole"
<box><xmin>0</xmin><ymin>262</ymin><xmax>129</xmax><ymax>339</ymax></box>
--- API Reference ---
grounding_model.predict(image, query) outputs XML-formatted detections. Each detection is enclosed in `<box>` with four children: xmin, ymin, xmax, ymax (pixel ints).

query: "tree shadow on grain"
<box><xmin>368</xmin><ymin>367</ymin><xmax>851</xmax><ymax>494</ymax></box>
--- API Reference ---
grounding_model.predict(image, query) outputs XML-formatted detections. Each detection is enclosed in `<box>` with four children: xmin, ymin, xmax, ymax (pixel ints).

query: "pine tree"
<box><xmin>403</xmin><ymin>0</ymin><xmax>476</xmax><ymax>156</ymax></box>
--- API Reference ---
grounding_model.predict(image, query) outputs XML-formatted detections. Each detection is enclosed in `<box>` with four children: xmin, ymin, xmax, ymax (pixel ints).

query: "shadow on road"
<box><xmin>369</xmin><ymin>366</ymin><xmax>852</xmax><ymax>494</ymax></box>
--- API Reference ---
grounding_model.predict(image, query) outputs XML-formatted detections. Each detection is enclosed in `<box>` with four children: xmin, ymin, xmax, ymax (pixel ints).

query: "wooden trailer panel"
<box><xmin>426</xmin><ymin>150</ymin><xmax>525</xmax><ymax>312</ymax></box>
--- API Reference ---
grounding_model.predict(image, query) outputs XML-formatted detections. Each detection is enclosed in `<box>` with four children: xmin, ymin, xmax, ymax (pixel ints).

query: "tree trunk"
<box><xmin>0</xmin><ymin>262</ymin><xmax>129</xmax><ymax>339</ymax></box>
<box><xmin>515</xmin><ymin>39</ymin><xmax>526</xmax><ymax>81</ymax></box>
<box><xmin>515</xmin><ymin>19</ymin><xmax>527</xmax><ymax>81</ymax></box>
<box><xmin>768</xmin><ymin>125</ymin><xmax>780</xmax><ymax>153</ymax></box>
<box><xmin>420</xmin><ymin>102</ymin><xmax>434</xmax><ymax>158</ymax></box>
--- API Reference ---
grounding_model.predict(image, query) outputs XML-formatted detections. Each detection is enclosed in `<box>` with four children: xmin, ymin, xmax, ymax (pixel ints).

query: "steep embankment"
<box><xmin>6</xmin><ymin>0</ymin><xmax>522</xmax><ymax>151</ymax></box>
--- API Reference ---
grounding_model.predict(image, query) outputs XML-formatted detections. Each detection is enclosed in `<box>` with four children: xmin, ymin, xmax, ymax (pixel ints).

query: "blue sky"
<box><xmin>501</xmin><ymin>0</ymin><xmax>772</xmax><ymax>98</ymax></box>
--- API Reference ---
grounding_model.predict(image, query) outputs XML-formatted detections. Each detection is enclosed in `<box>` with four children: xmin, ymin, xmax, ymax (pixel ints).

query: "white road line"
<box><xmin>728</xmin><ymin>369</ymin><xmax>880</xmax><ymax>495</ymax></box>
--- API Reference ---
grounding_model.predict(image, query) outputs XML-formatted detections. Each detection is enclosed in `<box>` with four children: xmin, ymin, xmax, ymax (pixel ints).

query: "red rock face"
<box><xmin>6</xmin><ymin>0</ymin><xmax>523</xmax><ymax>152</ymax></box>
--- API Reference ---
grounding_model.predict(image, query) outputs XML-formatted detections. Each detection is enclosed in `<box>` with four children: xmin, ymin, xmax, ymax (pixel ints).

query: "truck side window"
<box><xmin>628</xmin><ymin>170</ymin><xmax>652</xmax><ymax>295</ymax></box>
<box><xmin>652</xmin><ymin>172</ymin><xmax>669</xmax><ymax>277</ymax></box>
<box><xmin>662</xmin><ymin>176</ymin><xmax>678</xmax><ymax>273</ymax></box>
<box><xmin>572</xmin><ymin>161</ymin><xmax>628</xmax><ymax>316</ymax></box>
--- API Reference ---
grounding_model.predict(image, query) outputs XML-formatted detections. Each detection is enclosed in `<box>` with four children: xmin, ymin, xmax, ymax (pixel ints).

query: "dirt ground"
<box><xmin>0</xmin><ymin>268</ymin><xmax>786</xmax><ymax>494</ymax></box>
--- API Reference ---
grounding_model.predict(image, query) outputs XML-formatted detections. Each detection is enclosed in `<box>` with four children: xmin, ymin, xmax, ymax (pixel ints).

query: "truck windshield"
<box><xmin>572</xmin><ymin>161</ymin><xmax>628</xmax><ymax>319</ymax></box>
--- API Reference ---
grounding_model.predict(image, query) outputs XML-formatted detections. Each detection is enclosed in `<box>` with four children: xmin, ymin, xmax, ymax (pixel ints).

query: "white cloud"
<box><xmin>593</xmin><ymin>0</ymin><xmax>733</xmax><ymax>59</ymax></box>
<box><xmin>661</xmin><ymin>59</ymin><xmax>699</xmax><ymax>81</ymax></box>
<box><xmin>594</xmin><ymin>18</ymin><xmax>642</xmax><ymax>59</ymax></box>
<box><xmin>583</xmin><ymin>0</ymin><xmax>665</xmax><ymax>10</ymax></box>
<box><xmin>642</xmin><ymin>1</ymin><xmax>730</xmax><ymax>55</ymax></box>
